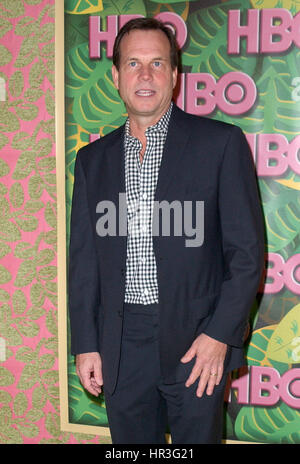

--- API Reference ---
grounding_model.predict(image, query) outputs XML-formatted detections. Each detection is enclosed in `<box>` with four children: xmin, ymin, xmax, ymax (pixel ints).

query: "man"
<box><xmin>68</xmin><ymin>18</ymin><xmax>264</xmax><ymax>444</ymax></box>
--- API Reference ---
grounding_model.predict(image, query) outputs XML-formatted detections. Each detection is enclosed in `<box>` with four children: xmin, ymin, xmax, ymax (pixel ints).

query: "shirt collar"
<box><xmin>125</xmin><ymin>102</ymin><xmax>173</xmax><ymax>142</ymax></box>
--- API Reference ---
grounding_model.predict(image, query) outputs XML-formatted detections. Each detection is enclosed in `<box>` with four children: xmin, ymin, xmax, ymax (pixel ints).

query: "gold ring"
<box><xmin>210</xmin><ymin>373</ymin><xmax>217</xmax><ymax>376</ymax></box>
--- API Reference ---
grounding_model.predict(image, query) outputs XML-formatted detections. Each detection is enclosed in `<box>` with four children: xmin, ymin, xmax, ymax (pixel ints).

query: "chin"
<box><xmin>133</xmin><ymin>104</ymin><xmax>158</xmax><ymax>115</ymax></box>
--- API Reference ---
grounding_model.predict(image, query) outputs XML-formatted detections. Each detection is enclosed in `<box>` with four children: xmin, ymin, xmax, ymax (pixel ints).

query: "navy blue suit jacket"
<box><xmin>68</xmin><ymin>104</ymin><xmax>264</xmax><ymax>394</ymax></box>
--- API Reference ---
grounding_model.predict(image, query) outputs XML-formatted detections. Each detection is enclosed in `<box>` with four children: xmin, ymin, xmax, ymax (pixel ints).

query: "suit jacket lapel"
<box><xmin>155</xmin><ymin>104</ymin><xmax>191</xmax><ymax>202</ymax></box>
<box><xmin>107</xmin><ymin>125</ymin><xmax>126</xmax><ymax>196</ymax></box>
<box><xmin>100</xmin><ymin>125</ymin><xmax>127</xmax><ymax>269</ymax></box>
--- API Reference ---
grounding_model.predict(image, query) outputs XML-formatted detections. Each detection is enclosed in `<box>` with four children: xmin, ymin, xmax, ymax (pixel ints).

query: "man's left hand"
<box><xmin>180</xmin><ymin>333</ymin><xmax>227</xmax><ymax>397</ymax></box>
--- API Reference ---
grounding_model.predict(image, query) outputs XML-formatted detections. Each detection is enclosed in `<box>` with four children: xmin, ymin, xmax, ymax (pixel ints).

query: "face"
<box><xmin>112</xmin><ymin>29</ymin><xmax>177</xmax><ymax>126</ymax></box>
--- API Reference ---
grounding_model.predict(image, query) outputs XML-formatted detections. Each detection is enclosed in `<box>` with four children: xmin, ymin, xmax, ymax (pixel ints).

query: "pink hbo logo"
<box><xmin>184</xmin><ymin>71</ymin><xmax>257</xmax><ymax>116</ymax></box>
<box><xmin>230</xmin><ymin>367</ymin><xmax>300</xmax><ymax>409</ymax></box>
<box><xmin>263</xmin><ymin>253</ymin><xmax>300</xmax><ymax>295</ymax></box>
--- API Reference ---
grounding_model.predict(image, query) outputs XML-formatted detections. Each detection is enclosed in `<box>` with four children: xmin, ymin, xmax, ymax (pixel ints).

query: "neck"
<box><xmin>128</xmin><ymin>104</ymin><xmax>171</xmax><ymax>139</ymax></box>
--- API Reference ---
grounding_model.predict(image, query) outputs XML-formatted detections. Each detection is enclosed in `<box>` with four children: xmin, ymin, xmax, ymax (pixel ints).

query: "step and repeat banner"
<box><xmin>64</xmin><ymin>0</ymin><xmax>300</xmax><ymax>443</ymax></box>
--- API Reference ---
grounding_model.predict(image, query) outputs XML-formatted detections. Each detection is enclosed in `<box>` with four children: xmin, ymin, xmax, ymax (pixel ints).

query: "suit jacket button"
<box><xmin>118</xmin><ymin>311</ymin><xmax>123</xmax><ymax>317</ymax></box>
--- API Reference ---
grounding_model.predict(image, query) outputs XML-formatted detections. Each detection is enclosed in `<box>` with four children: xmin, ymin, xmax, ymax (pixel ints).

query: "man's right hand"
<box><xmin>75</xmin><ymin>352</ymin><xmax>103</xmax><ymax>396</ymax></box>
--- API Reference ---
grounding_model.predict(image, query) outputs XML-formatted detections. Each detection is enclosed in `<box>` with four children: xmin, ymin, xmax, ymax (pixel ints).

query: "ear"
<box><xmin>111</xmin><ymin>65</ymin><xmax>119</xmax><ymax>89</ymax></box>
<box><xmin>172</xmin><ymin>67</ymin><xmax>178</xmax><ymax>89</ymax></box>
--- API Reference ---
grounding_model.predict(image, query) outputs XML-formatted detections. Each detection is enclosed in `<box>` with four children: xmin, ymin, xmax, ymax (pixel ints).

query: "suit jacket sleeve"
<box><xmin>203</xmin><ymin>125</ymin><xmax>264</xmax><ymax>348</ymax></box>
<box><xmin>68</xmin><ymin>149</ymin><xmax>101</xmax><ymax>355</ymax></box>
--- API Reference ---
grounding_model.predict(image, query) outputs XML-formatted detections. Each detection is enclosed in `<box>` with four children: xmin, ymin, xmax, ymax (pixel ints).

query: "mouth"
<box><xmin>135</xmin><ymin>90</ymin><xmax>156</xmax><ymax>97</ymax></box>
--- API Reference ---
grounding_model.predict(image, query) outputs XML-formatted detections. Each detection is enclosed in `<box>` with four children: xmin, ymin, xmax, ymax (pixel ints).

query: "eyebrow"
<box><xmin>126</xmin><ymin>57</ymin><xmax>167</xmax><ymax>62</ymax></box>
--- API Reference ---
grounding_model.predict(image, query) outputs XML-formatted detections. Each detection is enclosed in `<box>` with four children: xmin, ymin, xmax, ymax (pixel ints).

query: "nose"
<box><xmin>138</xmin><ymin>64</ymin><xmax>152</xmax><ymax>81</ymax></box>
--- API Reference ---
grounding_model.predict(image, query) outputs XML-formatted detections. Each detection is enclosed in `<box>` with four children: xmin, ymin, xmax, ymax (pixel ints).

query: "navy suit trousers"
<box><xmin>103</xmin><ymin>303</ymin><xmax>228</xmax><ymax>444</ymax></box>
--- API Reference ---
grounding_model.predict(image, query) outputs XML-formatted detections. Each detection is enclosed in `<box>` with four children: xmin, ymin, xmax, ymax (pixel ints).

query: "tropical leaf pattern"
<box><xmin>66</xmin><ymin>43</ymin><xmax>127</xmax><ymax>132</ymax></box>
<box><xmin>182</xmin><ymin>0</ymin><xmax>257</xmax><ymax>78</ymax></box>
<box><xmin>146</xmin><ymin>1</ymin><xmax>190</xmax><ymax>22</ymax></box>
<box><xmin>244</xmin><ymin>52</ymin><xmax>300</xmax><ymax>136</ymax></box>
<box><xmin>235</xmin><ymin>401</ymin><xmax>300</xmax><ymax>443</ymax></box>
<box><xmin>250</xmin><ymin>0</ymin><xmax>300</xmax><ymax>13</ymax></box>
<box><xmin>261</xmin><ymin>180</ymin><xmax>300</xmax><ymax>254</ymax></box>
<box><xmin>96</xmin><ymin>0</ymin><xmax>147</xmax><ymax>17</ymax></box>
<box><xmin>267</xmin><ymin>303</ymin><xmax>300</xmax><ymax>364</ymax></box>
<box><xmin>65</xmin><ymin>0</ymin><xmax>103</xmax><ymax>15</ymax></box>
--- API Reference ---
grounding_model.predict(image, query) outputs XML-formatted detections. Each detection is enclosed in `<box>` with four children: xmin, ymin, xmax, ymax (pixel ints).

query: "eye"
<box><xmin>129</xmin><ymin>61</ymin><xmax>137</xmax><ymax>67</ymax></box>
<box><xmin>153</xmin><ymin>61</ymin><xmax>161</xmax><ymax>67</ymax></box>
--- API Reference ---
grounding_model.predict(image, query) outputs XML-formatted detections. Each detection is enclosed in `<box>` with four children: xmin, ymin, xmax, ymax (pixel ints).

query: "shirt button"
<box><xmin>141</xmin><ymin>225</ymin><xmax>147</xmax><ymax>233</ymax></box>
<box><xmin>142</xmin><ymin>192</ymin><xmax>147</xmax><ymax>200</ymax></box>
<box><xmin>140</xmin><ymin>258</ymin><xmax>146</xmax><ymax>264</ymax></box>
